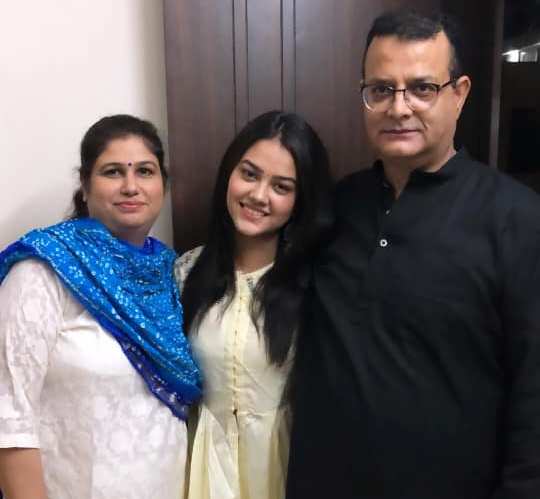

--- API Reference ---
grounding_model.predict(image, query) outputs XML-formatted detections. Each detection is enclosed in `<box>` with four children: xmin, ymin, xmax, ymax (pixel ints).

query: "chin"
<box><xmin>235</xmin><ymin>225</ymin><xmax>266</xmax><ymax>239</ymax></box>
<box><xmin>379</xmin><ymin>145</ymin><xmax>424</xmax><ymax>162</ymax></box>
<box><xmin>234</xmin><ymin>223</ymin><xmax>279</xmax><ymax>242</ymax></box>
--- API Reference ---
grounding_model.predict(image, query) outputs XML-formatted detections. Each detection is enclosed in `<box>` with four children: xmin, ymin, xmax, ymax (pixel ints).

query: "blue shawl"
<box><xmin>0</xmin><ymin>218</ymin><xmax>201</xmax><ymax>420</ymax></box>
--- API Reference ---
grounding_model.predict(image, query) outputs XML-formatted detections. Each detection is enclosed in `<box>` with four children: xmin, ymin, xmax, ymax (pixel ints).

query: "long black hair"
<box><xmin>181</xmin><ymin>110</ymin><xmax>332</xmax><ymax>366</ymax></box>
<box><xmin>70</xmin><ymin>114</ymin><xmax>167</xmax><ymax>218</ymax></box>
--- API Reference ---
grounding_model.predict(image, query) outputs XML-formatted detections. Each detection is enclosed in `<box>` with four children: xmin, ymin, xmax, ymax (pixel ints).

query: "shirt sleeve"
<box><xmin>0</xmin><ymin>259</ymin><xmax>63</xmax><ymax>448</ymax></box>
<box><xmin>173</xmin><ymin>246</ymin><xmax>203</xmax><ymax>294</ymax></box>
<box><xmin>494</xmin><ymin>191</ymin><xmax>540</xmax><ymax>498</ymax></box>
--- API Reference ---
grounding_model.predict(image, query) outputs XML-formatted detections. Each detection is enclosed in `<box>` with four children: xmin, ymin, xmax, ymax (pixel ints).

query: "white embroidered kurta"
<box><xmin>0</xmin><ymin>260</ymin><xmax>187</xmax><ymax>499</ymax></box>
<box><xmin>175</xmin><ymin>248</ymin><xmax>292</xmax><ymax>499</ymax></box>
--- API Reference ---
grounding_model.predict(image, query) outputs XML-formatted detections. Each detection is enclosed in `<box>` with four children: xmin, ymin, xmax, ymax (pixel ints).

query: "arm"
<box><xmin>493</xmin><ymin>194</ymin><xmax>540</xmax><ymax>498</ymax></box>
<box><xmin>0</xmin><ymin>260</ymin><xmax>62</xmax><ymax>499</ymax></box>
<box><xmin>0</xmin><ymin>449</ymin><xmax>47</xmax><ymax>499</ymax></box>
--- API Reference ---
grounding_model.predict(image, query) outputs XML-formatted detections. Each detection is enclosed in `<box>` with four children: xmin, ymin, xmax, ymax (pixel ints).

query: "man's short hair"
<box><xmin>362</xmin><ymin>10</ymin><xmax>464</xmax><ymax>80</ymax></box>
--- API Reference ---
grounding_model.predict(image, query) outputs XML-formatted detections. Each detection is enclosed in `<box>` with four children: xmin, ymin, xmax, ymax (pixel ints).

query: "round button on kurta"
<box><xmin>379</xmin><ymin>238</ymin><xmax>388</xmax><ymax>247</ymax></box>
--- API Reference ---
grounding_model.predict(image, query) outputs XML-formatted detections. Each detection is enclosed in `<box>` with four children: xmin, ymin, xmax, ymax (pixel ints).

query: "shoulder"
<box><xmin>331</xmin><ymin>168</ymin><xmax>379</xmax><ymax>217</ymax></box>
<box><xmin>459</xmin><ymin>156</ymin><xmax>540</xmax><ymax>234</ymax></box>
<box><xmin>335</xmin><ymin>168</ymin><xmax>377</xmax><ymax>194</ymax></box>
<box><xmin>0</xmin><ymin>258</ymin><xmax>67</xmax><ymax>312</ymax></box>
<box><xmin>2</xmin><ymin>258</ymin><xmax>62</xmax><ymax>290</ymax></box>
<box><xmin>174</xmin><ymin>246</ymin><xmax>204</xmax><ymax>288</ymax></box>
<box><xmin>472</xmin><ymin>158</ymin><xmax>540</xmax><ymax>214</ymax></box>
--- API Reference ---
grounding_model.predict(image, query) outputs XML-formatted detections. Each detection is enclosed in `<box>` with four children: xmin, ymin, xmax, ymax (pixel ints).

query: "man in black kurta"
<box><xmin>287</xmin><ymin>10</ymin><xmax>540</xmax><ymax>499</ymax></box>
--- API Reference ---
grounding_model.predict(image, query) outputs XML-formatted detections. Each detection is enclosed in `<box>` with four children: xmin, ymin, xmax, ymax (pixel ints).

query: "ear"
<box><xmin>453</xmin><ymin>75</ymin><xmax>471</xmax><ymax>118</ymax></box>
<box><xmin>81</xmin><ymin>186</ymin><xmax>88</xmax><ymax>203</ymax></box>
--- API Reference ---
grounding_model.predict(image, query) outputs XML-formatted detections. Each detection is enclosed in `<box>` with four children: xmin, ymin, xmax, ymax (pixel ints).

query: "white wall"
<box><xmin>0</xmin><ymin>0</ymin><xmax>173</xmax><ymax>249</ymax></box>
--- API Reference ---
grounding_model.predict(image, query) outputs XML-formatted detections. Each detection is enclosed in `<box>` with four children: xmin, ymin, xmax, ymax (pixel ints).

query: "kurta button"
<box><xmin>385</xmin><ymin>209</ymin><xmax>391</xmax><ymax>215</ymax></box>
<box><xmin>379</xmin><ymin>238</ymin><xmax>388</xmax><ymax>247</ymax></box>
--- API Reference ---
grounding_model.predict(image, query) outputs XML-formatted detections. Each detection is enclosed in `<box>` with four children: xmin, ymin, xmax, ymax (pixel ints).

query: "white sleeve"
<box><xmin>173</xmin><ymin>245</ymin><xmax>203</xmax><ymax>294</ymax></box>
<box><xmin>0</xmin><ymin>259</ymin><xmax>64</xmax><ymax>448</ymax></box>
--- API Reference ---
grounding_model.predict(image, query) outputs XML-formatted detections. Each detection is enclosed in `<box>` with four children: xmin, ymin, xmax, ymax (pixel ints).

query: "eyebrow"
<box><xmin>365</xmin><ymin>75</ymin><xmax>438</xmax><ymax>86</ymax></box>
<box><xmin>240</xmin><ymin>159</ymin><xmax>297</xmax><ymax>183</ymax></box>
<box><xmin>98</xmin><ymin>160</ymin><xmax>157</xmax><ymax>169</ymax></box>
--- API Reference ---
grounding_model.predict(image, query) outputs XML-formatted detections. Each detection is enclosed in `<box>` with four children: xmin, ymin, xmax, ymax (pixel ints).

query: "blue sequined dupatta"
<box><xmin>0</xmin><ymin>218</ymin><xmax>202</xmax><ymax>420</ymax></box>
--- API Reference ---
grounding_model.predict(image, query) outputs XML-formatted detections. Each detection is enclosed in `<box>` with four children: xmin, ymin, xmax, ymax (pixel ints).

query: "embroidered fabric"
<box><xmin>175</xmin><ymin>247</ymin><xmax>292</xmax><ymax>499</ymax></box>
<box><xmin>0</xmin><ymin>218</ymin><xmax>201</xmax><ymax>419</ymax></box>
<box><xmin>0</xmin><ymin>260</ymin><xmax>187</xmax><ymax>499</ymax></box>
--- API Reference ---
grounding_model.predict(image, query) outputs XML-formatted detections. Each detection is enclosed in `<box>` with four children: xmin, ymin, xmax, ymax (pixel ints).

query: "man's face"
<box><xmin>362</xmin><ymin>32</ymin><xmax>470</xmax><ymax>169</ymax></box>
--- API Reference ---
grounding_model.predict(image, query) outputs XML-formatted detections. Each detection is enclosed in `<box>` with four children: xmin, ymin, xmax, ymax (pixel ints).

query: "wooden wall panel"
<box><xmin>441</xmin><ymin>0</ymin><xmax>503</xmax><ymax>165</ymax></box>
<box><xmin>164</xmin><ymin>0</ymin><xmax>236</xmax><ymax>250</ymax></box>
<box><xmin>293</xmin><ymin>0</ymin><xmax>443</xmax><ymax>179</ymax></box>
<box><xmin>246</xmin><ymin>0</ymin><xmax>283</xmax><ymax>117</ymax></box>
<box><xmin>282</xmin><ymin>0</ymin><xmax>296</xmax><ymax>111</ymax></box>
<box><xmin>294</xmin><ymin>0</ymin><xmax>375</xmax><ymax>179</ymax></box>
<box><xmin>233</xmin><ymin>0</ymin><xmax>249</xmax><ymax>130</ymax></box>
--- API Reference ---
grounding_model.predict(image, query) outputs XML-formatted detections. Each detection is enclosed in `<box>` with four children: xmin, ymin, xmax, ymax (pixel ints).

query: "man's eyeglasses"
<box><xmin>360</xmin><ymin>79</ymin><xmax>458</xmax><ymax>112</ymax></box>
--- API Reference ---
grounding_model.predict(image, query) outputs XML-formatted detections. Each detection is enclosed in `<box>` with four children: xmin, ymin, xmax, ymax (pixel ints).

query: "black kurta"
<box><xmin>287</xmin><ymin>150</ymin><xmax>540</xmax><ymax>499</ymax></box>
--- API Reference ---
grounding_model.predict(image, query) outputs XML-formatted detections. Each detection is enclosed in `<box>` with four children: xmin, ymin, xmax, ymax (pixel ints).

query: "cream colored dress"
<box><xmin>175</xmin><ymin>247</ymin><xmax>292</xmax><ymax>499</ymax></box>
<box><xmin>0</xmin><ymin>260</ymin><xmax>187</xmax><ymax>499</ymax></box>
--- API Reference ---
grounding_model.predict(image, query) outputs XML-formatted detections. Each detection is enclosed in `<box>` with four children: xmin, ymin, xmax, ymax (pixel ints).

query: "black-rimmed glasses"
<box><xmin>360</xmin><ymin>79</ymin><xmax>458</xmax><ymax>112</ymax></box>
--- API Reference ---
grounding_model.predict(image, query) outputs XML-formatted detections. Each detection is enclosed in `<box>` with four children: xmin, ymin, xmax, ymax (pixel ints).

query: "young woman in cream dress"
<box><xmin>175</xmin><ymin>111</ymin><xmax>331</xmax><ymax>499</ymax></box>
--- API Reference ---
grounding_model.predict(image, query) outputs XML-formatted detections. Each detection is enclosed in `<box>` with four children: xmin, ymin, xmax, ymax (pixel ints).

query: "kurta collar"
<box><xmin>373</xmin><ymin>148</ymin><xmax>469</xmax><ymax>188</ymax></box>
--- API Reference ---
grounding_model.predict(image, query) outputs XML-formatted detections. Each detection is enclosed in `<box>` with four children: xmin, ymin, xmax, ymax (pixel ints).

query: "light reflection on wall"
<box><xmin>503</xmin><ymin>45</ymin><xmax>539</xmax><ymax>63</ymax></box>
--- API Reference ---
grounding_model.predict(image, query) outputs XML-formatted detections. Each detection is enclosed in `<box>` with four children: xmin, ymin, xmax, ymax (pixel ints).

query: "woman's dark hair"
<box><xmin>362</xmin><ymin>10</ymin><xmax>465</xmax><ymax>80</ymax></box>
<box><xmin>182</xmin><ymin>110</ymin><xmax>332</xmax><ymax>366</ymax></box>
<box><xmin>70</xmin><ymin>114</ymin><xmax>167</xmax><ymax>218</ymax></box>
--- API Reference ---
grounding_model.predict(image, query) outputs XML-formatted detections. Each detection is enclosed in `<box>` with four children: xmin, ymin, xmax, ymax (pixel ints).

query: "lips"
<box><xmin>382</xmin><ymin>129</ymin><xmax>418</xmax><ymax>134</ymax></box>
<box><xmin>239</xmin><ymin>201</ymin><xmax>268</xmax><ymax>220</ymax></box>
<box><xmin>115</xmin><ymin>202</ymin><xmax>145</xmax><ymax>212</ymax></box>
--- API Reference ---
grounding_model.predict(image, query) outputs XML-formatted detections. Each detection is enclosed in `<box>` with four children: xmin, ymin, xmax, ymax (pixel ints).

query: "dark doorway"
<box><xmin>498</xmin><ymin>0</ymin><xmax>540</xmax><ymax>192</ymax></box>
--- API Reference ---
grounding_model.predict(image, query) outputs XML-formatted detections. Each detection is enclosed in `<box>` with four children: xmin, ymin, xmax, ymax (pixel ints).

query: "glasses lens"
<box><xmin>362</xmin><ymin>85</ymin><xmax>393</xmax><ymax>111</ymax></box>
<box><xmin>406</xmin><ymin>83</ymin><xmax>438</xmax><ymax>110</ymax></box>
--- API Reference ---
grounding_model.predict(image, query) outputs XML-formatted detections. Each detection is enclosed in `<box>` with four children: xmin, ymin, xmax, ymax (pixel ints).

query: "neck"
<box><xmin>382</xmin><ymin>145</ymin><xmax>456</xmax><ymax>198</ymax></box>
<box><xmin>113</xmin><ymin>227</ymin><xmax>148</xmax><ymax>248</ymax></box>
<box><xmin>234</xmin><ymin>234</ymin><xmax>278</xmax><ymax>273</ymax></box>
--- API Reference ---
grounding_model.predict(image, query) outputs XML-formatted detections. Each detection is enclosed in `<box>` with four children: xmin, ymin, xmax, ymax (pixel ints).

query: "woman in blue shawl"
<box><xmin>0</xmin><ymin>115</ymin><xmax>201</xmax><ymax>499</ymax></box>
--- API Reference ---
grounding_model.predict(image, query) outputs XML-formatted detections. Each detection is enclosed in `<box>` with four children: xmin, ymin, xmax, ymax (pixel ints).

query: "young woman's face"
<box><xmin>226</xmin><ymin>138</ymin><xmax>297</xmax><ymax>244</ymax></box>
<box><xmin>84</xmin><ymin>135</ymin><xmax>164</xmax><ymax>246</ymax></box>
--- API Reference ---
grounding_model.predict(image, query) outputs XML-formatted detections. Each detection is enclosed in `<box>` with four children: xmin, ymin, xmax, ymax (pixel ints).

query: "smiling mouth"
<box><xmin>239</xmin><ymin>201</ymin><xmax>268</xmax><ymax>218</ymax></box>
<box><xmin>115</xmin><ymin>202</ymin><xmax>145</xmax><ymax>211</ymax></box>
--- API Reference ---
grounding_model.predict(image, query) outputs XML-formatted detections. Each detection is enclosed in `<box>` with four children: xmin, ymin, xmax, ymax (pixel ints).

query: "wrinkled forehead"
<box><xmin>363</xmin><ymin>32</ymin><xmax>453</xmax><ymax>81</ymax></box>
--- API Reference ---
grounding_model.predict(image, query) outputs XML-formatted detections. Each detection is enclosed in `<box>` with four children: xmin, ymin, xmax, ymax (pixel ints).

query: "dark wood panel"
<box><xmin>164</xmin><ymin>0</ymin><xmax>236</xmax><ymax>250</ymax></box>
<box><xmin>233</xmin><ymin>0</ymin><xmax>249</xmax><ymax>131</ymax></box>
<box><xmin>246</xmin><ymin>0</ymin><xmax>283</xmax><ymax>117</ymax></box>
<box><xmin>294</xmin><ymin>0</ymin><xmax>443</xmax><ymax>180</ymax></box>
<box><xmin>282</xmin><ymin>0</ymin><xmax>296</xmax><ymax>111</ymax></box>
<box><xmin>441</xmin><ymin>0</ymin><xmax>503</xmax><ymax>166</ymax></box>
<box><xmin>488</xmin><ymin>0</ymin><xmax>504</xmax><ymax>168</ymax></box>
<box><xmin>294</xmin><ymin>0</ymin><xmax>371</xmax><ymax>180</ymax></box>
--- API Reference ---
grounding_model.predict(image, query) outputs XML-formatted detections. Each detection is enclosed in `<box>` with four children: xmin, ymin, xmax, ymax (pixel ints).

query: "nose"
<box><xmin>249</xmin><ymin>181</ymin><xmax>269</xmax><ymax>204</ymax></box>
<box><xmin>120</xmin><ymin>170</ymin><xmax>139</xmax><ymax>196</ymax></box>
<box><xmin>387</xmin><ymin>89</ymin><xmax>413</xmax><ymax>119</ymax></box>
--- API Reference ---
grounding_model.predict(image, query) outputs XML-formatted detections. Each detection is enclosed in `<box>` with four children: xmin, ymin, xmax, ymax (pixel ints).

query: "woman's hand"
<box><xmin>0</xmin><ymin>448</ymin><xmax>47</xmax><ymax>499</ymax></box>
